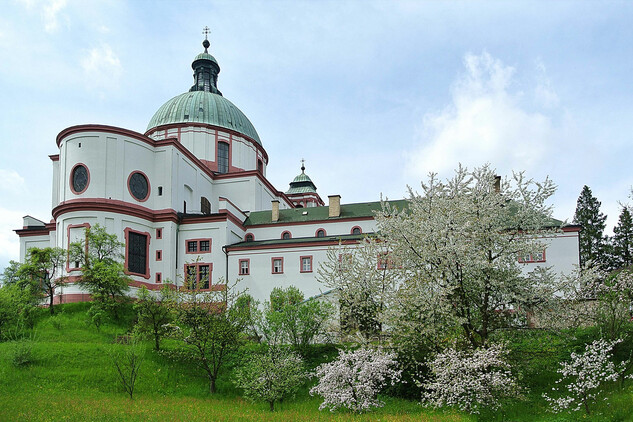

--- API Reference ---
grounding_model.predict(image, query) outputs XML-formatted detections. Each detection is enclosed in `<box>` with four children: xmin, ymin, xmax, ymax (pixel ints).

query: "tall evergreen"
<box><xmin>612</xmin><ymin>207</ymin><xmax>633</xmax><ymax>269</ymax></box>
<box><xmin>573</xmin><ymin>185</ymin><xmax>607</xmax><ymax>267</ymax></box>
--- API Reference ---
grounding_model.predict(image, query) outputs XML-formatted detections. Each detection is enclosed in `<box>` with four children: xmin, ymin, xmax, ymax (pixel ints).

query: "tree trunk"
<box><xmin>209</xmin><ymin>376</ymin><xmax>216</xmax><ymax>394</ymax></box>
<box><xmin>49</xmin><ymin>291</ymin><xmax>55</xmax><ymax>315</ymax></box>
<box><xmin>269</xmin><ymin>400</ymin><xmax>275</xmax><ymax>412</ymax></box>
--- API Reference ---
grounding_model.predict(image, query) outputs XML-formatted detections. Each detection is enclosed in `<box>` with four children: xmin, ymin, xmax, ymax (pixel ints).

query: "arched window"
<box><xmin>218</xmin><ymin>141</ymin><xmax>229</xmax><ymax>174</ymax></box>
<box><xmin>282</xmin><ymin>231</ymin><xmax>291</xmax><ymax>240</ymax></box>
<box><xmin>316</xmin><ymin>229</ymin><xmax>326</xmax><ymax>238</ymax></box>
<box><xmin>258</xmin><ymin>159</ymin><xmax>263</xmax><ymax>173</ymax></box>
<box><xmin>245</xmin><ymin>233</ymin><xmax>254</xmax><ymax>242</ymax></box>
<box><xmin>351</xmin><ymin>226</ymin><xmax>362</xmax><ymax>235</ymax></box>
<box><xmin>201</xmin><ymin>196</ymin><xmax>211</xmax><ymax>215</ymax></box>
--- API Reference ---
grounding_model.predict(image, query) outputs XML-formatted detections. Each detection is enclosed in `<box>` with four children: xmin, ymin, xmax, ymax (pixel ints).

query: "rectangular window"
<box><xmin>156</xmin><ymin>272</ymin><xmax>162</xmax><ymax>283</ymax></box>
<box><xmin>239</xmin><ymin>259</ymin><xmax>250</xmax><ymax>275</ymax></box>
<box><xmin>156</xmin><ymin>228</ymin><xmax>162</xmax><ymax>239</ymax></box>
<box><xmin>218</xmin><ymin>142</ymin><xmax>229</xmax><ymax>174</ymax></box>
<box><xmin>156</xmin><ymin>250</ymin><xmax>162</xmax><ymax>261</ymax></box>
<box><xmin>158</xmin><ymin>186</ymin><xmax>163</xmax><ymax>196</ymax></box>
<box><xmin>300</xmin><ymin>256</ymin><xmax>313</xmax><ymax>273</ymax></box>
<box><xmin>519</xmin><ymin>250</ymin><xmax>546</xmax><ymax>263</ymax></box>
<box><xmin>127</xmin><ymin>231</ymin><xmax>148</xmax><ymax>276</ymax></box>
<box><xmin>338</xmin><ymin>253</ymin><xmax>352</xmax><ymax>271</ymax></box>
<box><xmin>186</xmin><ymin>239</ymin><xmax>211</xmax><ymax>254</ymax></box>
<box><xmin>272</xmin><ymin>257</ymin><xmax>283</xmax><ymax>274</ymax></box>
<box><xmin>185</xmin><ymin>263</ymin><xmax>212</xmax><ymax>290</ymax></box>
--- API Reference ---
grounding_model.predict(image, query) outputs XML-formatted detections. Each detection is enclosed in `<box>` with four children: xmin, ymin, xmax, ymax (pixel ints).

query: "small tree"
<box><xmin>574</xmin><ymin>185</ymin><xmax>608</xmax><ymax>267</ymax></box>
<box><xmin>422</xmin><ymin>343</ymin><xmax>519</xmax><ymax>414</ymax></box>
<box><xmin>0</xmin><ymin>283</ymin><xmax>39</xmax><ymax>340</ymax></box>
<box><xmin>166</xmin><ymin>278</ymin><xmax>247</xmax><ymax>394</ymax></box>
<box><xmin>134</xmin><ymin>284</ymin><xmax>175</xmax><ymax>351</ymax></box>
<box><xmin>19</xmin><ymin>247</ymin><xmax>66</xmax><ymax>314</ymax></box>
<box><xmin>262</xmin><ymin>286</ymin><xmax>333</xmax><ymax>353</ymax></box>
<box><xmin>233</xmin><ymin>345</ymin><xmax>306</xmax><ymax>411</ymax></box>
<box><xmin>69</xmin><ymin>224</ymin><xmax>130</xmax><ymax>318</ymax></box>
<box><xmin>110</xmin><ymin>340</ymin><xmax>145</xmax><ymax>399</ymax></box>
<box><xmin>310</xmin><ymin>347</ymin><xmax>402</xmax><ymax>413</ymax></box>
<box><xmin>543</xmin><ymin>338</ymin><xmax>628</xmax><ymax>415</ymax></box>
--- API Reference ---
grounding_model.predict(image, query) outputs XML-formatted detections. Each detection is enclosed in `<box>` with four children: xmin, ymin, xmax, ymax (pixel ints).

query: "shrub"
<box><xmin>110</xmin><ymin>340</ymin><xmax>145</xmax><ymax>399</ymax></box>
<box><xmin>422</xmin><ymin>343</ymin><xmax>519</xmax><ymax>414</ymax></box>
<box><xmin>11</xmin><ymin>340</ymin><xmax>35</xmax><ymax>367</ymax></box>
<box><xmin>310</xmin><ymin>347</ymin><xmax>401</xmax><ymax>413</ymax></box>
<box><xmin>233</xmin><ymin>345</ymin><xmax>307</xmax><ymax>411</ymax></box>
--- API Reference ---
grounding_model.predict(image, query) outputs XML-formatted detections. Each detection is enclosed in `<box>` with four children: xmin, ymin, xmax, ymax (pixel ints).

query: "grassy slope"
<box><xmin>0</xmin><ymin>303</ymin><xmax>631</xmax><ymax>421</ymax></box>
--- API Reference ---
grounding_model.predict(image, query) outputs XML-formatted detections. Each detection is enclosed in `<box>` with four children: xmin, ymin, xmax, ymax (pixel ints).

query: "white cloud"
<box><xmin>81</xmin><ymin>43</ymin><xmax>123</xmax><ymax>93</ymax></box>
<box><xmin>0</xmin><ymin>169</ymin><xmax>26</xmax><ymax>194</ymax></box>
<box><xmin>406</xmin><ymin>51</ymin><xmax>558</xmax><ymax>179</ymax></box>
<box><xmin>16</xmin><ymin>0</ymin><xmax>68</xmax><ymax>33</ymax></box>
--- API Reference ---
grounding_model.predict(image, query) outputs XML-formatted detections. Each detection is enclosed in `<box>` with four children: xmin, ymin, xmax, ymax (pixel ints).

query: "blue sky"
<box><xmin>1</xmin><ymin>0</ymin><xmax>633</xmax><ymax>273</ymax></box>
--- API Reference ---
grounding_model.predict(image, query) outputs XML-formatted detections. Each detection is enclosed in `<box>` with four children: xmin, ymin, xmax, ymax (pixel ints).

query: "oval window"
<box><xmin>128</xmin><ymin>172</ymin><xmax>149</xmax><ymax>201</ymax></box>
<box><xmin>71</xmin><ymin>164</ymin><xmax>89</xmax><ymax>194</ymax></box>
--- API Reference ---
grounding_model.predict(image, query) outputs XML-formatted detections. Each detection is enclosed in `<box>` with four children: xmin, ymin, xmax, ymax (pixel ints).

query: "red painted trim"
<box><xmin>562</xmin><ymin>226</ymin><xmax>581</xmax><ymax>233</ymax></box>
<box><xmin>69</xmin><ymin>163</ymin><xmax>90</xmax><ymax>195</ymax></box>
<box><xmin>215</xmin><ymin>170</ymin><xmax>295</xmax><ymax>208</ymax></box>
<box><xmin>315</xmin><ymin>228</ymin><xmax>327</xmax><ymax>238</ymax></box>
<box><xmin>185</xmin><ymin>238</ymin><xmax>212</xmax><ymax>254</ymax></box>
<box><xmin>156</xmin><ymin>228</ymin><xmax>162</xmax><ymax>239</ymax></box>
<box><xmin>271</xmin><ymin>257</ymin><xmax>284</xmax><ymax>274</ymax></box>
<box><xmin>244</xmin><ymin>232</ymin><xmax>255</xmax><ymax>242</ymax></box>
<box><xmin>182</xmin><ymin>210</ymin><xmax>247</xmax><ymax>230</ymax></box>
<box><xmin>218</xmin><ymin>196</ymin><xmax>246</xmax><ymax>215</ymax></box>
<box><xmin>238</xmin><ymin>258</ymin><xmax>250</xmax><ymax>275</ymax></box>
<box><xmin>127</xmin><ymin>170</ymin><xmax>151</xmax><ymax>202</ymax></box>
<box><xmin>52</xmin><ymin>293</ymin><xmax>93</xmax><ymax>304</ymax></box>
<box><xmin>247</xmin><ymin>215</ymin><xmax>375</xmax><ymax>229</ymax></box>
<box><xmin>124</xmin><ymin>227</ymin><xmax>151</xmax><ymax>279</ymax></box>
<box><xmin>183</xmin><ymin>262</ymin><xmax>215</xmax><ymax>291</ymax></box>
<box><xmin>156</xmin><ymin>272</ymin><xmax>162</xmax><ymax>283</ymax></box>
<box><xmin>156</xmin><ymin>250</ymin><xmax>162</xmax><ymax>261</ymax></box>
<box><xmin>128</xmin><ymin>279</ymin><xmax>168</xmax><ymax>291</ymax></box>
<box><xmin>14</xmin><ymin>222</ymin><xmax>56</xmax><ymax>237</ymax></box>
<box><xmin>226</xmin><ymin>238</ymin><xmax>362</xmax><ymax>252</ymax></box>
<box><xmin>66</xmin><ymin>223</ymin><xmax>90</xmax><ymax>272</ymax></box>
<box><xmin>53</xmin><ymin>198</ymin><xmax>178</xmax><ymax>223</ymax></box>
<box><xmin>300</xmin><ymin>255</ymin><xmax>313</xmax><ymax>273</ymax></box>
<box><xmin>281</xmin><ymin>230</ymin><xmax>292</xmax><ymax>240</ymax></box>
<box><xmin>351</xmin><ymin>226</ymin><xmax>362</xmax><ymax>235</ymax></box>
<box><xmin>49</xmin><ymin>154</ymin><xmax>60</xmax><ymax>162</ymax></box>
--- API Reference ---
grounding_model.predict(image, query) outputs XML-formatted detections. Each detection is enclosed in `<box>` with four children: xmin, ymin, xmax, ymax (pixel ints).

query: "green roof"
<box><xmin>244</xmin><ymin>199</ymin><xmax>409</xmax><ymax>226</ymax></box>
<box><xmin>146</xmin><ymin>91</ymin><xmax>261</xmax><ymax>144</ymax></box>
<box><xmin>286</xmin><ymin>171</ymin><xmax>318</xmax><ymax>194</ymax></box>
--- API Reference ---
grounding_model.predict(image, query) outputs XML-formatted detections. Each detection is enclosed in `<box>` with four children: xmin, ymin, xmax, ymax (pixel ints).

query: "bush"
<box><xmin>11</xmin><ymin>340</ymin><xmax>35</xmax><ymax>367</ymax></box>
<box><xmin>310</xmin><ymin>347</ymin><xmax>401</xmax><ymax>413</ymax></box>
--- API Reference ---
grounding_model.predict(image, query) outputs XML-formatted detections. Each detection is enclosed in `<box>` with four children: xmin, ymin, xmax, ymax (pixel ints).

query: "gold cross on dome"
<box><xmin>202</xmin><ymin>26</ymin><xmax>211</xmax><ymax>40</ymax></box>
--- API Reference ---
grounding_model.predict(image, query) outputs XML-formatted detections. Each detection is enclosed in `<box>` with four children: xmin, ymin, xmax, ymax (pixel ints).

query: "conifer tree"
<box><xmin>573</xmin><ymin>186</ymin><xmax>607</xmax><ymax>267</ymax></box>
<box><xmin>612</xmin><ymin>207</ymin><xmax>633</xmax><ymax>269</ymax></box>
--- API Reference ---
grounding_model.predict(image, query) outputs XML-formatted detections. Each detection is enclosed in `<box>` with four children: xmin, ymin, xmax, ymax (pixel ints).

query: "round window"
<box><xmin>71</xmin><ymin>164</ymin><xmax>89</xmax><ymax>194</ymax></box>
<box><xmin>128</xmin><ymin>172</ymin><xmax>149</xmax><ymax>201</ymax></box>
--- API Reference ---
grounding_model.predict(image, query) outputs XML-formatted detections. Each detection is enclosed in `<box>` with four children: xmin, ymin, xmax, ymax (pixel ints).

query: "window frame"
<box><xmin>239</xmin><ymin>258</ymin><xmax>250</xmax><ymax>276</ymax></box>
<box><xmin>315</xmin><ymin>228</ymin><xmax>326</xmax><ymax>238</ymax></box>
<box><xmin>69</xmin><ymin>163</ymin><xmax>90</xmax><ymax>195</ymax></box>
<box><xmin>351</xmin><ymin>226</ymin><xmax>362</xmax><ymax>235</ymax></box>
<box><xmin>281</xmin><ymin>231</ymin><xmax>292</xmax><ymax>240</ymax></box>
<box><xmin>271</xmin><ymin>257</ymin><xmax>284</xmax><ymax>274</ymax></box>
<box><xmin>217</xmin><ymin>141</ymin><xmax>230</xmax><ymax>174</ymax></box>
<box><xmin>518</xmin><ymin>250</ymin><xmax>547</xmax><ymax>263</ymax></box>
<box><xmin>185</xmin><ymin>238</ymin><xmax>212</xmax><ymax>254</ymax></box>
<box><xmin>184</xmin><ymin>262</ymin><xmax>213</xmax><ymax>290</ymax></box>
<box><xmin>124</xmin><ymin>228</ymin><xmax>151</xmax><ymax>279</ymax></box>
<box><xmin>300</xmin><ymin>255</ymin><xmax>313</xmax><ymax>273</ymax></box>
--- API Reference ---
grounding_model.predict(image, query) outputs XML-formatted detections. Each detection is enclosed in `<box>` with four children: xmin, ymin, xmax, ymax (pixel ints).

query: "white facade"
<box><xmin>15</xmin><ymin>41</ymin><xmax>581</xmax><ymax>305</ymax></box>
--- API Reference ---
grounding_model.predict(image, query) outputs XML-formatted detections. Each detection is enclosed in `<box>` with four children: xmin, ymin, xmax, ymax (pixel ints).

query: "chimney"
<box><xmin>271</xmin><ymin>200</ymin><xmax>280</xmax><ymax>222</ymax></box>
<box><xmin>494</xmin><ymin>175</ymin><xmax>501</xmax><ymax>193</ymax></box>
<box><xmin>328</xmin><ymin>195</ymin><xmax>341</xmax><ymax>218</ymax></box>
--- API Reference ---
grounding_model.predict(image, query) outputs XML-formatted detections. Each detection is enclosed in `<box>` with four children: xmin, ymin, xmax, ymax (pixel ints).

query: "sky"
<box><xmin>1</xmin><ymin>0</ymin><xmax>633</xmax><ymax>273</ymax></box>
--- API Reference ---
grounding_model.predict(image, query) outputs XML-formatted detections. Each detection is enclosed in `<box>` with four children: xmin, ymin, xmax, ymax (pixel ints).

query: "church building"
<box><xmin>14</xmin><ymin>35</ymin><xmax>581</xmax><ymax>304</ymax></box>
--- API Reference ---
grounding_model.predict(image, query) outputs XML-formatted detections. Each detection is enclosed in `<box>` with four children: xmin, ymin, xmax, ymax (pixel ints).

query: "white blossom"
<box><xmin>310</xmin><ymin>347</ymin><xmax>402</xmax><ymax>413</ymax></box>
<box><xmin>422</xmin><ymin>343</ymin><xmax>519</xmax><ymax>414</ymax></box>
<box><xmin>543</xmin><ymin>338</ymin><xmax>629</xmax><ymax>415</ymax></box>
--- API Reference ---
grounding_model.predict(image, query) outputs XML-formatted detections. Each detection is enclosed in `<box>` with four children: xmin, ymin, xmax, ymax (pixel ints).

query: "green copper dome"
<box><xmin>146</xmin><ymin>91</ymin><xmax>261</xmax><ymax>144</ymax></box>
<box><xmin>146</xmin><ymin>36</ymin><xmax>261</xmax><ymax>145</ymax></box>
